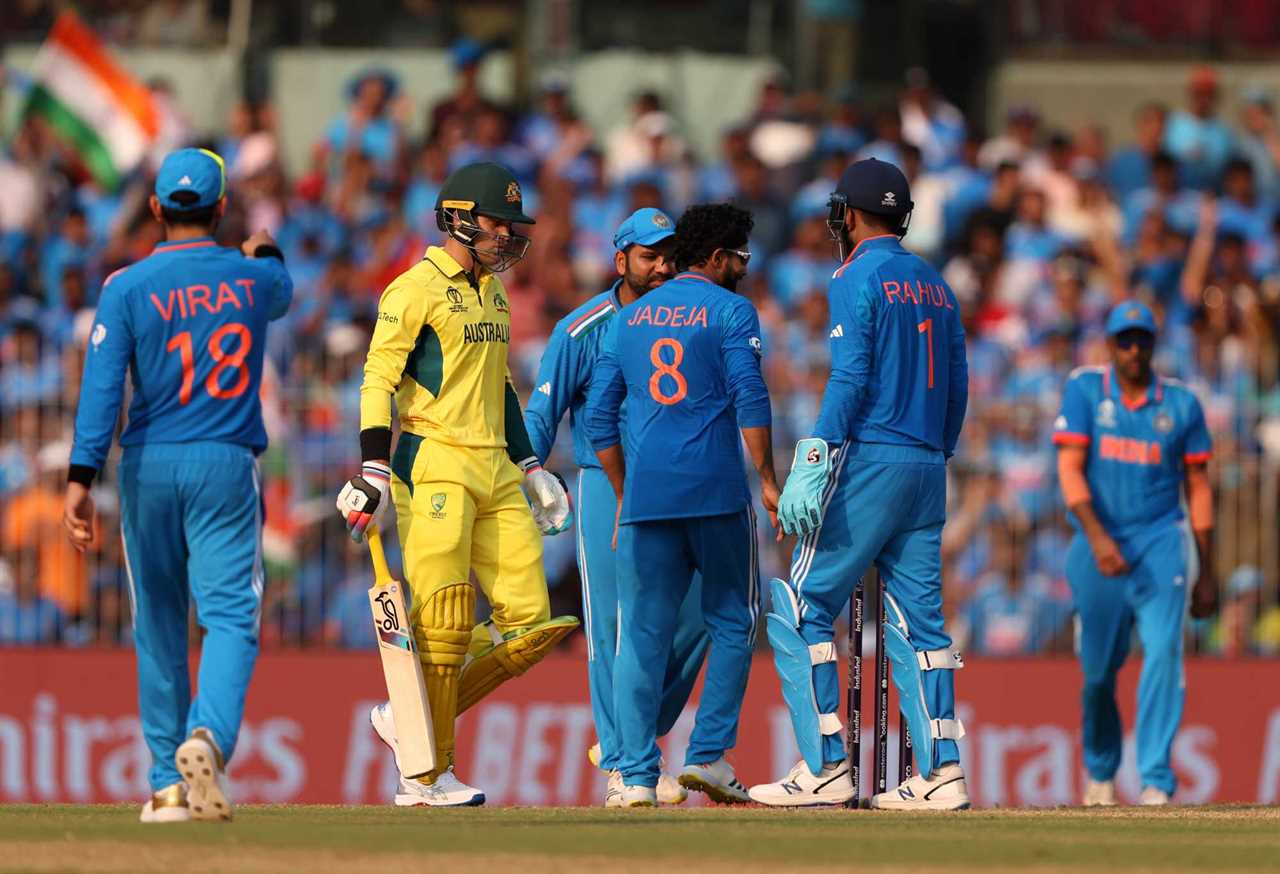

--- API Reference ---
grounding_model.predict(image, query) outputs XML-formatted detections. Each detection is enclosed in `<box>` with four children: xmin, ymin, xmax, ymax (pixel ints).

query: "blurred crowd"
<box><xmin>3</xmin><ymin>47</ymin><xmax>1280</xmax><ymax>657</ymax></box>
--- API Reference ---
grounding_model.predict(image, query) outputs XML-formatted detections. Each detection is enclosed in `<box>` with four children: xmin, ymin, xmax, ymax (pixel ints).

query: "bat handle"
<box><xmin>366</xmin><ymin>523</ymin><xmax>395</xmax><ymax>586</ymax></box>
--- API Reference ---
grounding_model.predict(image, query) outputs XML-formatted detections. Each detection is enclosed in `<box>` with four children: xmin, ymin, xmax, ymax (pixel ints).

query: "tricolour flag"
<box><xmin>22</xmin><ymin>12</ymin><xmax>159</xmax><ymax>189</ymax></box>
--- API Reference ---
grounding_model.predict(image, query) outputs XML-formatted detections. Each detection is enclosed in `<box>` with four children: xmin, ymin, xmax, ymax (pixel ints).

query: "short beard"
<box><xmin>623</xmin><ymin>270</ymin><xmax>657</xmax><ymax>298</ymax></box>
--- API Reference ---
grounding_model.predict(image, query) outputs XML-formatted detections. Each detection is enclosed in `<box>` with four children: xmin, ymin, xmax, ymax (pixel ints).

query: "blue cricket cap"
<box><xmin>612</xmin><ymin>207</ymin><xmax>674</xmax><ymax>251</ymax></box>
<box><xmin>1106</xmin><ymin>299</ymin><xmax>1157</xmax><ymax>336</ymax></box>
<box><xmin>155</xmin><ymin>148</ymin><xmax>226</xmax><ymax>212</ymax></box>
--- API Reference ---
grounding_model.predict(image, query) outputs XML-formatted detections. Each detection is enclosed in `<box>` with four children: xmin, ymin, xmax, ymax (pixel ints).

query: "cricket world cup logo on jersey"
<box><xmin>1096</xmin><ymin>399</ymin><xmax>1118</xmax><ymax>429</ymax></box>
<box><xmin>446</xmin><ymin>287</ymin><xmax>468</xmax><ymax>313</ymax></box>
<box><xmin>431</xmin><ymin>492</ymin><xmax>447</xmax><ymax>519</ymax></box>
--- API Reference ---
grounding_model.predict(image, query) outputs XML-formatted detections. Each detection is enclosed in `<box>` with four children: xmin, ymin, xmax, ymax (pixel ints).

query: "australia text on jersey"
<box><xmin>462</xmin><ymin>321</ymin><xmax>510</xmax><ymax>344</ymax></box>
<box><xmin>150</xmin><ymin>280</ymin><xmax>260</xmax><ymax>321</ymax></box>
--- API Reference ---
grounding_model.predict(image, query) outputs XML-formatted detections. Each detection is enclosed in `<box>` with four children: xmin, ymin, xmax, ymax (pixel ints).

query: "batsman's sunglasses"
<box><xmin>1112</xmin><ymin>329</ymin><xmax>1155</xmax><ymax>351</ymax></box>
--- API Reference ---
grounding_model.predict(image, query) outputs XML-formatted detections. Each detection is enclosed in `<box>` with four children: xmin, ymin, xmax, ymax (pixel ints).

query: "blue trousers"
<box><xmin>576</xmin><ymin>469</ymin><xmax>708</xmax><ymax>771</ymax></box>
<box><xmin>789</xmin><ymin>442</ymin><xmax>959</xmax><ymax>768</ymax></box>
<box><xmin>1066</xmin><ymin>525</ymin><xmax>1189</xmax><ymax>794</ymax></box>
<box><xmin>614</xmin><ymin>508</ymin><xmax>759</xmax><ymax>787</ymax></box>
<box><xmin>119</xmin><ymin>441</ymin><xmax>263</xmax><ymax>791</ymax></box>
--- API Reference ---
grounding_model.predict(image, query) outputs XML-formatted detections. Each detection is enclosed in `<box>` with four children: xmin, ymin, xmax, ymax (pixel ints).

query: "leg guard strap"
<box><xmin>456</xmin><ymin>615</ymin><xmax>580</xmax><ymax>714</ymax></box>
<box><xmin>917</xmin><ymin>649</ymin><xmax>964</xmax><ymax>671</ymax></box>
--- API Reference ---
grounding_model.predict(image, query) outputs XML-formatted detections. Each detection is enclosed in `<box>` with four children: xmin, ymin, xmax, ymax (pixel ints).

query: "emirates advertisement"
<box><xmin>2</xmin><ymin>651</ymin><xmax>1278</xmax><ymax>807</ymax></box>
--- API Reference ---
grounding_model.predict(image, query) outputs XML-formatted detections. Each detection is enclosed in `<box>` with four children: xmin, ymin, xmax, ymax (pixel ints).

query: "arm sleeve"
<box><xmin>943</xmin><ymin>302</ymin><xmax>969</xmax><ymax>455</ymax></box>
<box><xmin>721</xmin><ymin>298</ymin><xmax>771</xmax><ymax>429</ymax></box>
<box><xmin>359</xmin><ymin>279</ymin><xmax>426</xmax><ymax>431</ymax></box>
<box><xmin>1051</xmin><ymin>376</ymin><xmax>1093</xmax><ymax>446</ymax></box>
<box><xmin>69</xmin><ymin>283</ymin><xmax>134</xmax><ymax>472</ymax></box>
<box><xmin>1182</xmin><ymin>394</ymin><xmax>1213</xmax><ymax>463</ymax></box>
<box><xmin>813</xmin><ymin>277</ymin><xmax>876</xmax><ymax>443</ymax></box>
<box><xmin>584</xmin><ymin>320</ymin><xmax>626</xmax><ymax>451</ymax></box>
<box><xmin>504</xmin><ymin>371</ymin><xmax>537</xmax><ymax>469</ymax></box>
<box><xmin>523</xmin><ymin>323</ymin><xmax>582</xmax><ymax>464</ymax></box>
<box><xmin>262</xmin><ymin>257</ymin><xmax>294</xmax><ymax>322</ymax></box>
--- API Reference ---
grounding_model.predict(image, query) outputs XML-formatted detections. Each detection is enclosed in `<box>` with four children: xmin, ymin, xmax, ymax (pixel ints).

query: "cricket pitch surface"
<box><xmin>1</xmin><ymin>804</ymin><xmax>1276</xmax><ymax>873</ymax></box>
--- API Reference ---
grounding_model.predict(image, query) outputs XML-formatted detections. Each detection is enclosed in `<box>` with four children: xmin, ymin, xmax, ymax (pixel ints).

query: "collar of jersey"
<box><xmin>607</xmin><ymin>279</ymin><xmax>624</xmax><ymax>310</ymax></box>
<box><xmin>1104</xmin><ymin>365</ymin><xmax>1163</xmax><ymax>410</ymax></box>
<box><xmin>153</xmin><ymin>236</ymin><xmax>216</xmax><ymax>253</ymax></box>
<box><xmin>674</xmin><ymin>271</ymin><xmax>716</xmax><ymax>285</ymax></box>
<box><xmin>423</xmin><ymin>245</ymin><xmax>477</xmax><ymax>281</ymax></box>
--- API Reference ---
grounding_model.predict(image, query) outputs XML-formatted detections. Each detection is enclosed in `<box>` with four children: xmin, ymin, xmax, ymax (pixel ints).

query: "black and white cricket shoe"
<box><xmin>678</xmin><ymin>758</ymin><xmax>751</xmax><ymax>804</ymax></box>
<box><xmin>748</xmin><ymin>760</ymin><xmax>855</xmax><ymax>807</ymax></box>
<box><xmin>869</xmin><ymin>763</ymin><xmax>970</xmax><ymax>811</ymax></box>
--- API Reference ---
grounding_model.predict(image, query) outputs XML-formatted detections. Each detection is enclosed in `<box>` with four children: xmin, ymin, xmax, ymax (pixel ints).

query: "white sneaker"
<box><xmin>604</xmin><ymin>770</ymin><xmax>624</xmax><ymax>808</ymax></box>
<box><xmin>870</xmin><ymin>763</ymin><xmax>970</xmax><ymax>811</ymax></box>
<box><xmin>588</xmin><ymin>742</ymin><xmax>603</xmax><ymax>770</ymax></box>
<box><xmin>1083</xmin><ymin>779</ymin><xmax>1117</xmax><ymax>807</ymax></box>
<box><xmin>678</xmin><ymin>758</ymin><xmax>750</xmax><ymax>805</ymax></box>
<box><xmin>1140</xmin><ymin>786</ymin><xmax>1170</xmax><ymax>806</ymax></box>
<box><xmin>657</xmin><ymin>772</ymin><xmax>688</xmax><ymax>805</ymax></box>
<box><xmin>176</xmin><ymin>728</ymin><xmax>233</xmax><ymax>821</ymax></box>
<box><xmin>621</xmin><ymin>785</ymin><xmax>656</xmax><ymax>807</ymax></box>
<box><xmin>749</xmin><ymin>760</ymin><xmax>854</xmax><ymax>807</ymax></box>
<box><xmin>395</xmin><ymin>768</ymin><xmax>485</xmax><ymax>807</ymax></box>
<box><xmin>139</xmin><ymin>782</ymin><xmax>190</xmax><ymax>823</ymax></box>
<box><xmin>370</xmin><ymin>701</ymin><xmax>410</xmax><ymax>775</ymax></box>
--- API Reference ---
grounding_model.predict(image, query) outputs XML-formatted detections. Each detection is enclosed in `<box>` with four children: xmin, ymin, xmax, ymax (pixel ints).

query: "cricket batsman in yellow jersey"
<box><xmin>336</xmin><ymin>162</ymin><xmax>578</xmax><ymax>806</ymax></box>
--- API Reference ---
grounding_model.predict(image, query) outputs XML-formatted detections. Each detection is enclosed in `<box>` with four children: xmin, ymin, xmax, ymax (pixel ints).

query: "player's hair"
<box><xmin>161</xmin><ymin>205</ymin><xmax>219</xmax><ymax>230</ymax></box>
<box><xmin>673</xmin><ymin>203</ymin><xmax>754</xmax><ymax>271</ymax></box>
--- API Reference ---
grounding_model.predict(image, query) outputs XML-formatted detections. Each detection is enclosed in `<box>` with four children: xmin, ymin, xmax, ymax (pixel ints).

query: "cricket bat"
<box><xmin>366</xmin><ymin>524</ymin><xmax>436</xmax><ymax>778</ymax></box>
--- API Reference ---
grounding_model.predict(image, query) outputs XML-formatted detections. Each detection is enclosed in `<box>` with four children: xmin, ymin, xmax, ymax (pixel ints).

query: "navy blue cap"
<box><xmin>155</xmin><ymin>148</ymin><xmax>226</xmax><ymax>212</ymax></box>
<box><xmin>612</xmin><ymin>207</ymin><xmax>675</xmax><ymax>251</ymax></box>
<box><xmin>1106</xmin><ymin>300</ymin><xmax>1158</xmax><ymax>336</ymax></box>
<box><xmin>833</xmin><ymin>157</ymin><xmax>913</xmax><ymax>217</ymax></box>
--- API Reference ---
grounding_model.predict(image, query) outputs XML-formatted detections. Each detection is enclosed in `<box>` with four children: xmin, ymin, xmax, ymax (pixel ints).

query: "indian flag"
<box><xmin>23</xmin><ymin>12</ymin><xmax>159</xmax><ymax>189</ymax></box>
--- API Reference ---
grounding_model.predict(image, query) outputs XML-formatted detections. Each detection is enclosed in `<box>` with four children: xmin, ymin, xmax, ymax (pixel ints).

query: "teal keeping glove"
<box><xmin>778</xmin><ymin>438</ymin><xmax>833</xmax><ymax>537</ymax></box>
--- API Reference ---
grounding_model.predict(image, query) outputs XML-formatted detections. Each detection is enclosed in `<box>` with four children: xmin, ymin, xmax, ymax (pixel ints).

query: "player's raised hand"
<box><xmin>241</xmin><ymin>230</ymin><xmax>278</xmax><ymax>257</ymax></box>
<box><xmin>523</xmin><ymin>463</ymin><xmax>573</xmax><ymax>535</ymax></box>
<box><xmin>777</xmin><ymin>438</ymin><xmax>833</xmax><ymax>538</ymax></box>
<box><xmin>63</xmin><ymin>482</ymin><xmax>96</xmax><ymax>552</ymax></box>
<box><xmin>1088</xmin><ymin>532</ymin><xmax>1129</xmax><ymax>577</ymax></box>
<box><xmin>337</xmin><ymin>462</ymin><xmax>392</xmax><ymax>543</ymax></box>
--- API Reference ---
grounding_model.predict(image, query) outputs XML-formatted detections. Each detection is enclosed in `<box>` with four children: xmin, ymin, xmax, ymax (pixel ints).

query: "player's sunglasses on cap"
<box><xmin>1112</xmin><ymin>329</ymin><xmax>1155</xmax><ymax>351</ymax></box>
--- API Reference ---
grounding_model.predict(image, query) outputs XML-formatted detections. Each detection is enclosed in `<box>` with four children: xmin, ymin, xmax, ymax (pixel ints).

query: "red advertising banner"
<box><xmin>1</xmin><ymin>650</ymin><xmax>1278</xmax><ymax>807</ymax></box>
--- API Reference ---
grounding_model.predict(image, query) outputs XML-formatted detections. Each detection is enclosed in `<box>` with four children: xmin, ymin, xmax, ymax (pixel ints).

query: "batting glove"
<box><xmin>337</xmin><ymin>461</ymin><xmax>392</xmax><ymax>543</ymax></box>
<box><xmin>522</xmin><ymin>461</ymin><xmax>573</xmax><ymax>536</ymax></box>
<box><xmin>778</xmin><ymin>438</ymin><xmax>832</xmax><ymax>537</ymax></box>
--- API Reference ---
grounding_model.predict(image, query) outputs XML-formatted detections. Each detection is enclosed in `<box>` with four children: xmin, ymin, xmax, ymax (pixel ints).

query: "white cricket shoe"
<box><xmin>139</xmin><ymin>782</ymin><xmax>190</xmax><ymax>823</ymax></box>
<box><xmin>657</xmin><ymin>772</ymin><xmax>688</xmax><ymax>805</ymax></box>
<box><xmin>396</xmin><ymin>768</ymin><xmax>485</xmax><ymax>807</ymax></box>
<box><xmin>1140</xmin><ymin>786</ymin><xmax>1171</xmax><ymax>806</ymax></box>
<box><xmin>678</xmin><ymin>758</ymin><xmax>750</xmax><ymax>805</ymax></box>
<box><xmin>870</xmin><ymin>763</ymin><xmax>970</xmax><ymax>811</ymax></box>
<box><xmin>749</xmin><ymin>760</ymin><xmax>854</xmax><ymax>807</ymax></box>
<box><xmin>622</xmin><ymin>785</ymin><xmax>657</xmax><ymax>807</ymax></box>
<box><xmin>176</xmin><ymin>728</ymin><xmax>233</xmax><ymax>821</ymax></box>
<box><xmin>604</xmin><ymin>770</ymin><xmax>624</xmax><ymax>808</ymax></box>
<box><xmin>370</xmin><ymin>701</ymin><xmax>411</xmax><ymax>774</ymax></box>
<box><xmin>1083</xmin><ymin>779</ymin><xmax>1117</xmax><ymax>807</ymax></box>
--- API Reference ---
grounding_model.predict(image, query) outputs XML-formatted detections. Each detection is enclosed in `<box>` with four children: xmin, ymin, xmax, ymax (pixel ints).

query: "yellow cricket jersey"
<box><xmin>360</xmin><ymin>246</ymin><xmax>535</xmax><ymax>466</ymax></box>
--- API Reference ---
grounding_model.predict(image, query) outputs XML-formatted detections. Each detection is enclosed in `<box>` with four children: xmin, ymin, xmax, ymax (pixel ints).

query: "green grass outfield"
<box><xmin>1</xmin><ymin>804</ymin><xmax>1276</xmax><ymax>873</ymax></box>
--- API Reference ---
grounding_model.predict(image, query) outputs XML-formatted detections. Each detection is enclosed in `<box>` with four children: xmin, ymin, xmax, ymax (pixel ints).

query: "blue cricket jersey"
<box><xmin>813</xmin><ymin>235</ymin><xmax>968</xmax><ymax>453</ymax></box>
<box><xmin>524</xmin><ymin>283</ymin><xmax>624</xmax><ymax>470</ymax></box>
<box><xmin>585</xmin><ymin>272</ymin><xmax>771</xmax><ymax>523</ymax></box>
<box><xmin>71</xmin><ymin>237</ymin><xmax>293</xmax><ymax>471</ymax></box>
<box><xmin>1053</xmin><ymin>366</ymin><xmax>1212</xmax><ymax>540</ymax></box>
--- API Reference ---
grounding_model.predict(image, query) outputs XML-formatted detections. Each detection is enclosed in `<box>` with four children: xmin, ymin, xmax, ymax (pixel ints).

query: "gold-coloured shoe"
<box><xmin>140</xmin><ymin>782</ymin><xmax>191</xmax><ymax>823</ymax></box>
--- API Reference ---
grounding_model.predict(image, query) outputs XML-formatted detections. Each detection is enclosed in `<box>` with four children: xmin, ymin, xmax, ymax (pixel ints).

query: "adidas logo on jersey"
<box><xmin>537</xmin><ymin>382</ymin><xmax>552</xmax><ymax>396</ymax></box>
<box><xmin>830</xmin><ymin>324</ymin><xmax>844</xmax><ymax>338</ymax></box>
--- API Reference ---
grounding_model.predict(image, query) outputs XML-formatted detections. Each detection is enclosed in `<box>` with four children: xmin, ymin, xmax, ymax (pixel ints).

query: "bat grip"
<box><xmin>366</xmin><ymin>523</ymin><xmax>395</xmax><ymax>586</ymax></box>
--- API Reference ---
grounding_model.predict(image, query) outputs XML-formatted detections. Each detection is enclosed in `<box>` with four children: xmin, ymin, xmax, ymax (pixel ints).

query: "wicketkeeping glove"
<box><xmin>336</xmin><ymin>461</ymin><xmax>392</xmax><ymax>543</ymax></box>
<box><xmin>777</xmin><ymin>438</ymin><xmax>833</xmax><ymax>537</ymax></box>
<box><xmin>523</xmin><ymin>462</ymin><xmax>573</xmax><ymax>536</ymax></box>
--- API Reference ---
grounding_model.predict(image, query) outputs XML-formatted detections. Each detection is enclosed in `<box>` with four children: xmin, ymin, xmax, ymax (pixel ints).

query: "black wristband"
<box><xmin>68</xmin><ymin>464</ymin><xmax>97</xmax><ymax>487</ymax></box>
<box><xmin>253</xmin><ymin>244</ymin><xmax>285</xmax><ymax>262</ymax></box>
<box><xmin>360</xmin><ymin>427</ymin><xmax>392</xmax><ymax>463</ymax></box>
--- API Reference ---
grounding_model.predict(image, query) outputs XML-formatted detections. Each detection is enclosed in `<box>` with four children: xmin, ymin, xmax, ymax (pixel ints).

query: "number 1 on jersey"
<box><xmin>917</xmin><ymin>318</ymin><xmax>934</xmax><ymax>389</ymax></box>
<box><xmin>648</xmin><ymin>337</ymin><xmax>688</xmax><ymax>405</ymax></box>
